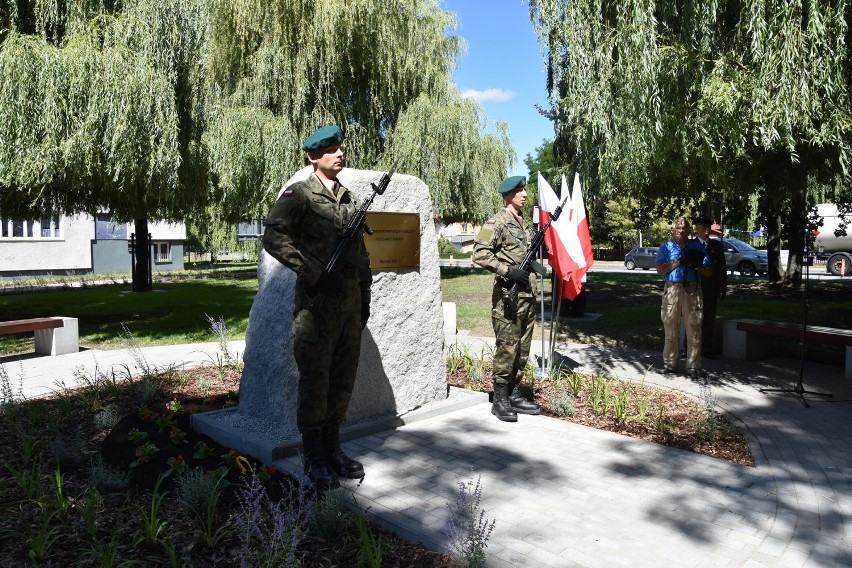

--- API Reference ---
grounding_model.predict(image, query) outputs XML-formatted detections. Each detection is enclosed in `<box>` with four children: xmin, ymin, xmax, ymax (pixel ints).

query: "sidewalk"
<box><xmin>4</xmin><ymin>337</ymin><xmax>852</xmax><ymax>567</ymax></box>
<box><xmin>0</xmin><ymin>340</ymin><xmax>247</xmax><ymax>400</ymax></box>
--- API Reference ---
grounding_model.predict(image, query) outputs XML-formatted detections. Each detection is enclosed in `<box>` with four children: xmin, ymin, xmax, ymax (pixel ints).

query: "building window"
<box><xmin>95</xmin><ymin>214</ymin><xmax>127</xmax><ymax>240</ymax></box>
<box><xmin>237</xmin><ymin>219</ymin><xmax>264</xmax><ymax>241</ymax></box>
<box><xmin>0</xmin><ymin>216</ymin><xmax>61</xmax><ymax>239</ymax></box>
<box><xmin>40</xmin><ymin>216</ymin><xmax>61</xmax><ymax>238</ymax></box>
<box><xmin>154</xmin><ymin>242</ymin><xmax>171</xmax><ymax>263</ymax></box>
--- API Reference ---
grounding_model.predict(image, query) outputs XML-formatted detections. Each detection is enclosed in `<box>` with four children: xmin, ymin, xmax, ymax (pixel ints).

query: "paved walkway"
<box><xmin>3</xmin><ymin>337</ymin><xmax>852</xmax><ymax>567</ymax></box>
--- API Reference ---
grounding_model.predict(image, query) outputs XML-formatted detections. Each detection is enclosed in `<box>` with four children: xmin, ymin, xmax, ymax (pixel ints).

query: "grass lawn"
<box><xmin>441</xmin><ymin>266</ymin><xmax>852</xmax><ymax>363</ymax></box>
<box><xmin>0</xmin><ymin>277</ymin><xmax>257</xmax><ymax>354</ymax></box>
<box><xmin>2</xmin><ymin>266</ymin><xmax>850</xmax><ymax>362</ymax></box>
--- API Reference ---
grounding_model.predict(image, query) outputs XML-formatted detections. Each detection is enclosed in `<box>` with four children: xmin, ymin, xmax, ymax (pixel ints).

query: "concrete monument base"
<box><xmin>192</xmin><ymin>167</ymin><xmax>450</xmax><ymax>464</ymax></box>
<box><xmin>191</xmin><ymin>387</ymin><xmax>486</xmax><ymax>464</ymax></box>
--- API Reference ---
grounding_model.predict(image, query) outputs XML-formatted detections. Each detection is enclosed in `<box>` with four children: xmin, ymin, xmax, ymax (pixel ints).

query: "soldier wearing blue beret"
<box><xmin>472</xmin><ymin>176</ymin><xmax>540</xmax><ymax>422</ymax></box>
<box><xmin>263</xmin><ymin>125</ymin><xmax>371</xmax><ymax>488</ymax></box>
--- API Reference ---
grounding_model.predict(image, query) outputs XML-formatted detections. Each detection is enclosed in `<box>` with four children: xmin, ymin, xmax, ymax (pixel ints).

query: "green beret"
<box><xmin>303</xmin><ymin>125</ymin><xmax>343</xmax><ymax>152</ymax></box>
<box><xmin>498</xmin><ymin>175</ymin><xmax>526</xmax><ymax>193</ymax></box>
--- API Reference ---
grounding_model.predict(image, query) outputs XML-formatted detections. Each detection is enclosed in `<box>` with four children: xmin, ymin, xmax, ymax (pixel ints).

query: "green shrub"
<box><xmin>89</xmin><ymin>456</ymin><xmax>130</xmax><ymax>494</ymax></box>
<box><xmin>548</xmin><ymin>390</ymin><xmax>575</xmax><ymax>417</ymax></box>
<box><xmin>94</xmin><ymin>406</ymin><xmax>121</xmax><ymax>431</ymax></box>
<box><xmin>50</xmin><ymin>428</ymin><xmax>87</xmax><ymax>469</ymax></box>
<box><xmin>308</xmin><ymin>487</ymin><xmax>350</xmax><ymax>539</ymax></box>
<box><xmin>438</xmin><ymin>237</ymin><xmax>458</xmax><ymax>257</ymax></box>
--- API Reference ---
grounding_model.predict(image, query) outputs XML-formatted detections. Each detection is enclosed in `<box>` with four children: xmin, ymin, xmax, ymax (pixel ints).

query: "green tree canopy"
<box><xmin>0</xmin><ymin>1</ymin><xmax>204</xmax><ymax>221</ymax></box>
<box><xmin>1</xmin><ymin>0</ymin><xmax>514</xmax><ymax>244</ymax></box>
<box><xmin>604</xmin><ymin>196</ymin><xmax>687</xmax><ymax>248</ymax></box>
<box><xmin>0</xmin><ymin>0</ymin><xmax>209</xmax><ymax>289</ymax></box>
<box><xmin>204</xmin><ymin>0</ymin><xmax>513</xmax><ymax>223</ymax></box>
<box><xmin>529</xmin><ymin>0</ymin><xmax>852</xmax><ymax>284</ymax></box>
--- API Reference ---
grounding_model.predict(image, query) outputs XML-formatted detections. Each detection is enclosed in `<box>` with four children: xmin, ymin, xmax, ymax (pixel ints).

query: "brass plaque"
<box><xmin>364</xmin><ymin>212</ymin><xmax>420</xmax><ymax>270</ymax></box>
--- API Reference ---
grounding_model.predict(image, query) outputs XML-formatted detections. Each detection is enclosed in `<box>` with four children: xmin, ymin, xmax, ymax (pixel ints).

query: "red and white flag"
<box><xmin>561</xmin><ymin>173</ymin><xmax>594</xmax><ymax>299</ymax></box>
<box><xmin>537</xmin><ymin>172</ymin><xmax>580</xmax><ymax>296</ymax></box>
<box><xmin>536</xmin><ymin>172</ymin><xmax>594</xmax><ymax>301</ymax></box>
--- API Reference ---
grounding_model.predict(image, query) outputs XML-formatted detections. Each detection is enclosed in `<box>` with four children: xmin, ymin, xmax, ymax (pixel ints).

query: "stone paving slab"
<box><xmin>275</xmin><ymin>401</ymin><xmax>788</xmax><ymax>567</ymax></box>
<box><xmin>275</xmin><ymin>338</ymin><xmax>852</xmax><ymax>567</ymax></box>
<box><xmin>6</xmin><ymin>337</ymin><xmax>852</xmax><ymax>566</ymax></box>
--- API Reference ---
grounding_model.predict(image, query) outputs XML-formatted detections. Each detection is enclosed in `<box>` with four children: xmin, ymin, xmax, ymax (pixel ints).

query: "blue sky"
<box><xmin>441</xmin><ymin>0</ymin><xmax>553</xmax><ymax>177</ymax></box>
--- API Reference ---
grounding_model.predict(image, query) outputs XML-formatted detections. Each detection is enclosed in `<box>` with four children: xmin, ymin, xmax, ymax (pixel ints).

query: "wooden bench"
<box><xmin>722</xmin><ymin>318</ymin><xmax>852</xmax><ymax>380</ymax></box>
<box><xmin>0</xmin><ymin>317</ymin><xmax>79</xmax><ymax>356</ymax></box>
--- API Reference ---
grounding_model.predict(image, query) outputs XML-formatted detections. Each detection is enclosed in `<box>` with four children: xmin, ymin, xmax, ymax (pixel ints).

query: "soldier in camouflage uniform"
<box><xmin>262</xmin><ymin>125</ymin><xmax>372</xmax><ymax>487</ymax></box>
<box><xmin>472</xmin><ymin>176</ymin><xmax>541</xmax><ymax>422</ymax></box>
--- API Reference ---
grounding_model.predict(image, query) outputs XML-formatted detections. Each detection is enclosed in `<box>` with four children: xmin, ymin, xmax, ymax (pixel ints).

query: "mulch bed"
<box><xmin>447</xmin><ymin>369</ymin><xmax>755</xmax><ymax>467</ymax></box>
<box><xmin>0</xmin><ymin>366</ymin><xmax>459</xmax><ymax>567</ymax></box>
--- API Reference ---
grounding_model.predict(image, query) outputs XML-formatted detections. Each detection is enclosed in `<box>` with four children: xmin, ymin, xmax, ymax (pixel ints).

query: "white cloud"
<box><xmin>460</xmin><ymin>88</ymin><xmax>516</xmax><ymax>103</ymax></box>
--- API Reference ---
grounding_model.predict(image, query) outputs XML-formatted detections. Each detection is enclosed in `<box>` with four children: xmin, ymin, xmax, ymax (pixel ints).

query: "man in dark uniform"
<box><xmin>472</xmin><ymin>176</ymin><xmax>541</xmax><ymax>422</ymax></box>
<box><xmin>262</xmin><ymin>125</ymin><xmax>372</xmax><ymax>487</ymax></box>
<box><xmin>694</xmin><ymin>217</ymin><xmax>727</xmax><ymax>357</ymax></box>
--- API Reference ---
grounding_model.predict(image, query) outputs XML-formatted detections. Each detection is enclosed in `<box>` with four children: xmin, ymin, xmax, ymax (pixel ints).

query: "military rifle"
<box><xmin>502</xmin><ymin>194</ymin><xmax>570</xmax><ymax>314</ymax></box>
<box><xmin>307</xmin><ymin>161</ymin><xmax>398</xmax><ymax>310</ymax></box>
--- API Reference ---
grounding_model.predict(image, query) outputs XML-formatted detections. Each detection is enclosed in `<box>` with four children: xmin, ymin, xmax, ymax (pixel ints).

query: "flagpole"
<box><xmin>549</xmin><ymin>274</ymin><xmax>561</xmax><ymax>372</ymax></box>
<box><xmin>535</xmin><ymin>245</ymin><xmax>549</xmax><ymax>378</ymax></box>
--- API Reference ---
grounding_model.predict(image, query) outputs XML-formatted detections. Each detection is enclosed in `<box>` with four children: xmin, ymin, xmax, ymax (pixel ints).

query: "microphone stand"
<box><xmin>759</xmin><ymin>239</ymin><xmax>833</xmax><ymax>407</ymax></box>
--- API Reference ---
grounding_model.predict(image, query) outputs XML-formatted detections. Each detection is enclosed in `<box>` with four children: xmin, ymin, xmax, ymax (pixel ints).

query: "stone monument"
<box><xmin>192</xmin><ymin>167</ymin><xmax>448</xmax><ymax>463</ymax></box>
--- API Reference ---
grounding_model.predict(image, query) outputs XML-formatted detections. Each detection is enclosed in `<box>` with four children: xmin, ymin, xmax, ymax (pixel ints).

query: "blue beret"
<box><xmin>498</xmin><ymin>176</ymin><xmax>526</xmax><ymax>193</ymax></box>
<box><xmin>303</xmin><ymin>125</ymin><xmax>343</xmax><ymax>152</ymax></box>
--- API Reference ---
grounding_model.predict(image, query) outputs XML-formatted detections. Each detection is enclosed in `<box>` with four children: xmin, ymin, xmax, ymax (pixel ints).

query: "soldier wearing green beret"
<box><xmin>262</xmin><ymin>125</ymin><xmax>372</xmax><ymax>487</ymax></box>
<box><xmin>472</xmin><ymin>176</ymin><xmax>541</xmax><ymax>422</ymax></box>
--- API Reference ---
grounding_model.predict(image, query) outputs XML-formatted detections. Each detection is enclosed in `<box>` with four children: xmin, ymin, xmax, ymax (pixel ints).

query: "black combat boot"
<box><xmin>301</xmin><ymin>429</ymin><xmax>339</xmax><ymax>489</ymax></box>
<box><xmin>508</xmin><ymin>381</ymin><xmax>540</xmax><ymax>415</ymax></box>
<box><xmin>322</xmin><ymin>425</ymin><xmax>365</xmax><ymax>479</ymax></box>
<box><xmin>491</xmin><ymin>382</ymin><xmax>518</xmax><ymax>422</ymax></box>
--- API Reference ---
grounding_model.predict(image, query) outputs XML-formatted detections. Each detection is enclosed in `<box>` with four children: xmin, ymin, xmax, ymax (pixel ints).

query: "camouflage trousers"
<box><xmin>661</xmin><ymin>282</ymin><xmax>703</xmax><ymax>371</ymax></box>
<box><xmin>292</xmin><ymin>292</ymin><xmax>362</xmax><ymax>432</ymax></box>
<box><xmin>491</xmin><ymin>292</ymin><xmax>536</xmax><ymax>386</ymax></box>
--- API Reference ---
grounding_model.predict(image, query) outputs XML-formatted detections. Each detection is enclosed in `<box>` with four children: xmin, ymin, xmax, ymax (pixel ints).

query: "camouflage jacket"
<box><xmin>262</xmin><ymin>174</ymin><xmax>371</xmax><ymax>303</ymax></box>
<box><xmin>472</xmin><ymin>208</ymin><xmax>537</xmax><ymax>297</ymax></box>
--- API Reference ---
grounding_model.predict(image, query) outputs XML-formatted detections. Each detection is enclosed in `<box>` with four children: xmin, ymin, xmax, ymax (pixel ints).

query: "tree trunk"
<box><xmin>783</xmin><ymin>157</ymin><xmax>808</xmax><ymax>288</ymax></box>
<box><xmin>765</xmin><ymin>211</ymin><xmax>784</xmax><ymax>282</ymax></box>
<box><xmin>132</xmin><ymin>217</ymin><xmax>152</xmax><ymax>292</ymax></box>
<box><xmin>759</xmin><ymin>150</ymin><xmax>789</xmax><ymax>283</ymax></box>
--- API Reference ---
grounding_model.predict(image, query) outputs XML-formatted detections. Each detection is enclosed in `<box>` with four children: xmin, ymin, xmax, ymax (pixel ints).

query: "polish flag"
<box><xmin>537</xmin><ymin>172</ymin><xmax>580</xmax><ymax>298</ymax></box>
<box><xmin>561</xmin><ymin>173</ymin><xmax>594</xmax><ymax>299</ymax></box>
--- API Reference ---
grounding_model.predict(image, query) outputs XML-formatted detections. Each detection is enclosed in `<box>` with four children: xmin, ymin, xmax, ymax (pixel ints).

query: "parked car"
<box><xmin>624</xmin><ymin>247</ymin><xmax>659</xmax><ymax>270</ymax></box>
<box><xmin>721</xmin><ymin>238</ymin><xmax>768</xmax><ymax>277</ymax></box>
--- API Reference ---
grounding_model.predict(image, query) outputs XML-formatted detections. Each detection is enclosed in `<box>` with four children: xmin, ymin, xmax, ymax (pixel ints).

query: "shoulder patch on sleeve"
<box><xmin>475</xmin><ymin>226</ymin><xmax>494</xmax><ymax>242</ymax></box>
<box><xmin>280</xmin><ymin>185</ymin><xmax>295</xmax><ymax>198</ymax></box>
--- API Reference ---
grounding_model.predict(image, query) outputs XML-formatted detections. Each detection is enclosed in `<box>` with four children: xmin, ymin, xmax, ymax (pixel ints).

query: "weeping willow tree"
<box><xmin>0</xmin><ymin>0</ymin><xmax>208</xmax><ymax>290</ymax></box>
<box><xmin>204</xmin><ymin>0</ymin><xmax>513</xmax><ymax>223</ymax></box>
<box><xmin>1</xmin><ymin>0</ymin><xmax>514</xmax><ymax>294</ymax></box>
<box><xmin>529</xmin><ymin>0</ymin><xmax>852</xmax><ymax>285</ymax></box>
<box><xmin>387</xmin><ymin>92</ymin><xmax>513</xmax><ymax>222</ymax></box>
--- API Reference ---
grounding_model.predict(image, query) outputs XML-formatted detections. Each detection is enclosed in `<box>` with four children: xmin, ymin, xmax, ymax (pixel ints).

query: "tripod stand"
<box><xmin>759</xmin><ymin>244</ymin><xmax>833</xmax><ymax>407</ymax></box>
